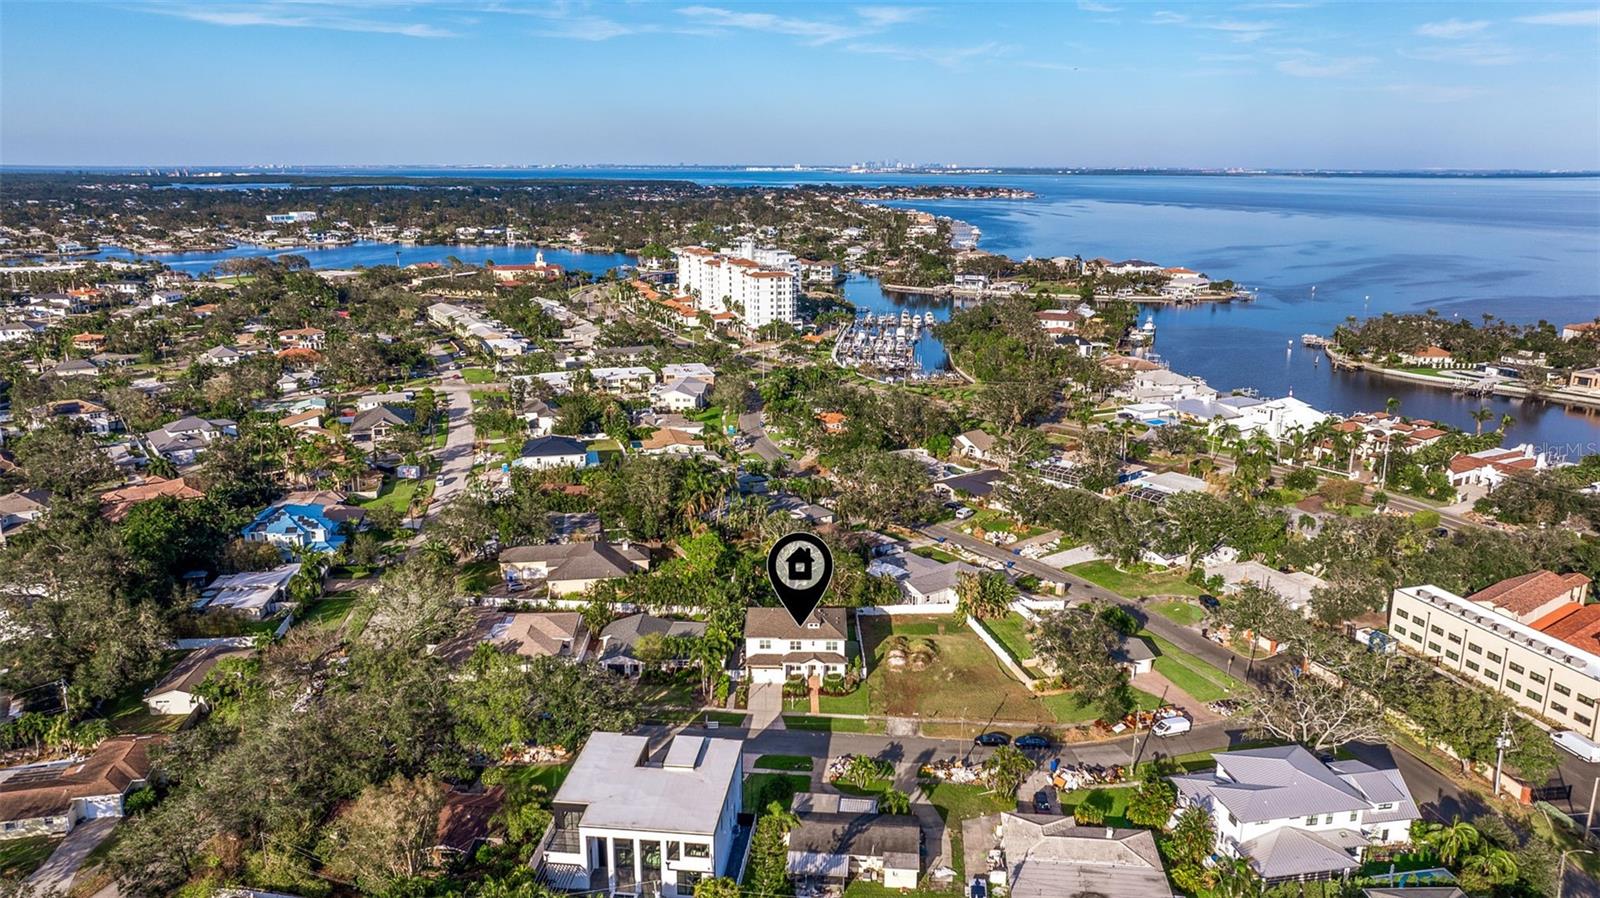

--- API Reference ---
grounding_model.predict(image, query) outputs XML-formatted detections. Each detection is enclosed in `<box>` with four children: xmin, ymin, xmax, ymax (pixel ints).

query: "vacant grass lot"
<box><xmin>980</xmin><ymin>613</ymin><xmax>1036</xmax><ymax>662</ymax></box>
<box><xmin>862</xmin><ymin>616</ymin><xmax>1047</xmax><ymax>723</ymax></box>
<box><xmin>1066</xmin><ymin>561</ymin><xmax>1204</xmax><ymax>597</ymax></box>
<box><xmin>780</xmin><ymin>714</ymin><xmax>882</xmax><ymax>733</ymax></box>
<box><xmin>1148</xmin><ymin>599</ymin><xmax>1208</xmax><ymax>627</ymax></box>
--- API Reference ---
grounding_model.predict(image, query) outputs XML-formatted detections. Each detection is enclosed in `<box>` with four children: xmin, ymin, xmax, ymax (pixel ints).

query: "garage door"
<box><xmin>77</xmin><ymin>795</ymin><xmax>123</xmax><ymax>819</ymax></box>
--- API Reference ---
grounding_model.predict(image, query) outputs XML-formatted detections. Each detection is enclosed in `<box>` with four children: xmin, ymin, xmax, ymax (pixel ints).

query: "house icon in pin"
<box><xmin>786</xmin><ymin>547</ymin><xmax>814</xmax><ymax>583</ymax></box>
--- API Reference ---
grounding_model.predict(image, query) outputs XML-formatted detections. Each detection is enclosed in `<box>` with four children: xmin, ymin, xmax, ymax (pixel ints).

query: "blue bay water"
<box><xmin>85</xmin><ymin>167</ymin><xmax>1600</xmax><ymax>454</ymax></box>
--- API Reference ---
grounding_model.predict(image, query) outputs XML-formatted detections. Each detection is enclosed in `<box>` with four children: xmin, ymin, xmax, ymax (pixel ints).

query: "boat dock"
<box><xmin>834</xmin><ymin>310</ymin><xmax>935</xmax><ymax>377</ymax></box>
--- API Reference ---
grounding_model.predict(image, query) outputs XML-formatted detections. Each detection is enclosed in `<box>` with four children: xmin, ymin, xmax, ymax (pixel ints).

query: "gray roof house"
<box><xmin>995</xmin><ymin>813</ymin><xmax>1174</xmax><ymax>898</ymax></box>
<box><xmin>349</xmin><ymin>404</ymin><xmax>415</xmax><ymax>447</ymax></box>
<box><xmin>498</xmin><ymin>541</ymin><xmax>648</xmax><ymax>596</ymax></box>
<box><xmin>1171</xmin><ymin>745</ymin><xmax>1418</xmax><ymax>882</ymax></box>
<box><xmin>144</xmin><ymin>416</ymin><xmax>237</xmax><ymax>465</ymax></box>
<box><xmin>596</xmin><ymin>613</ymin><xmax>706</xmax><ymax>676</ymax></box>
<box><xmin>788</xmin><ymin>807</ymin><xmax>921</xmax><ymax>890</ymax></box>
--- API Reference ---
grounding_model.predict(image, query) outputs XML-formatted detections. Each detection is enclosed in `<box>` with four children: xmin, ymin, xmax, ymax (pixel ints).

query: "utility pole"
<box><xmin>1492</xmin><ymin>711</ymin><xmax>1513</xmax><ymax>797</ymax></box>
<box><xmin>1587</xmin><ymin>776</ymin><xmax>1600</xmax><ymax>840</ymax></box>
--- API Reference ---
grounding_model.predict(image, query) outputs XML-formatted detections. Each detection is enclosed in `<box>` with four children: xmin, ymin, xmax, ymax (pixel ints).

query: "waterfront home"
<box><xmin>497</xmin><ymin>540</ymin><xmax>648</xmax><ymax>595</ymax></box>
<box><xmin>144</xmin><ymin>646</ymin><xmax>252</xmax><ymax>715</ymax></box>
<box><xmin>538</xmin><ymin>733</ymin><xmax>742</xmax><ymax>897</ymax></box>
<box><xmin>1569</xmin><ymin>367</ymin><xmax>1600</xmax><ymax>392</ymax></box>
<box><xmin>954</xmin><ymin>273</ymin><xmax>990</xmax><ymax>290</ymax></box>
<box><xmin>0</xmin><ymin>735</ymin><xmax>165</xmax><ymax>840</ymax></box>
<box><xmin>99</xmin><ymin>476</ymin><xmax>204</xmax><ymax>522</ymax></box>
<box><xmin>1399</xmin><ymin>346</ymin><xmax>1458</xmax><ymax>369</ymax></box>
<box><xmin>194</xmin><ymin>563</ymin><xmax>302</xmax><ymax>618</ymax></box>
<box><xmin>1036</xmin><ymin>308</ymin><xmax>1086</xmax><ymax>335</ymax></box>
<box><xmin>488</xmin><ymin>254</ymin><xmax>563</xmax><ymax>283</ymax></box>
<box><xmin>1389</xmin><ymin>573</ymin><xmax>1599</xmax><ymax>740</ymax></box>
<box><xmin>0</xmin><ymin>489</ymin><xmax>49</xmax><ymax>545</ymax></box>
<box><xmin>788</xmin><ymin>793</ymin><xmax>920</xmax><ymax>890</ymax></box>
<box><xmin>144</xmin><ymin>415</ymin><xmax>237</xmax><ymax>466</ymax></box>
<box><xmin>954</xmin><ymin>429</ymin><xmax>996</xmax><ymax>463</ymax></box>
<box><xmin>29</xmin><ymin>399</ymin><xmax>119</xmax><ymax>433</ymax></box>
<box><xmin>673</xmin><ymin>245</ymin><xmax>797</xmax><ymax>331</ymax></box>
<box><xmin>1561</xmin><ymin>322</ymin><xmax>1599</xmax><ymax>341</ymax></box>
<box><xmin>596</xmin><ymin>613</ymin><xmax>707</xmax><ymax>677</ymax></box>
<box><xmin>985</xmin><ymin>813</ymin><xmax>1174</xmax><ymax>898</ymax></box>
<box><xmin>1227</xmin><ymin>396</ymin><xmax>1330</xmax><ymax>443</ymax></box>
<box><xmin>1170</xmin><ymin>745</ymin><xmax>1417</xmax><ymax>882</ymax></box>
<box><xmin>1108</xmin><ymin>259</ymin><xmax>1162</xmax><ymax>274</ymax></box>
<box><xmin>1446</xmin><ymin>443</ymin><xmax>1546</xmax><ymax>498</ymax></box>
<box><xmin>513</xmin><ymin>435</ymin><xmax>591</xmax><ymax>471</ymax></box>
<box><xmin>1122</xmin><ymin>368</ymin><xmax>1218</xmax><ymax>404</ymax></box>
<box><xmin>743</xmin><ymin>606</ymin><xmax>849</xmax><ymax>684</ymax></box>
<box><xmin>242</xmin><ymin>491</ymin><xmax>365</xmax><ymax>555</ymax></box>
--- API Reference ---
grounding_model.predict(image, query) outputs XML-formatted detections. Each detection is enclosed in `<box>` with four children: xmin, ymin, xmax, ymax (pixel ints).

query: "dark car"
<box><xmin>1033</xmin><ymin>789</ymin><xmax>1054</xmax><ymax>814</ymax></box>
<box><xmin>969</xmin><ymin>878</ymin><xmax>988</xmax><ymax>898</ymax></box>
<box><xmin>973</xmin><ymin>731</ymin><xmax>1012</xmax><ymax>747</ymax></box>
<box><xmin>1198</xmin><ymin>594</ymin><xmax>1221</xmax><ymax>611</ymax></box>
<box><xmin>1015</xmin><ymin>734</ymin><xmax>1051</xmax><ymax>750</ymax></box>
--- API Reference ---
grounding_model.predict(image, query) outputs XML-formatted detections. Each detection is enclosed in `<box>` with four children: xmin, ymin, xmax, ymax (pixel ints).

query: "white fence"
<box><xmin>966</xmin><ymin>614</ymin><xmax>1039</xmax><ymax>689</ymax></box>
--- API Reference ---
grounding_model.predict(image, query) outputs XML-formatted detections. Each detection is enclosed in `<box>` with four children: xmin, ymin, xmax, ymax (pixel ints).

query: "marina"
<box><xmin>833</xmin><ymin>309</ymin><xmax>940</xmax><ymax>379</ymax></box>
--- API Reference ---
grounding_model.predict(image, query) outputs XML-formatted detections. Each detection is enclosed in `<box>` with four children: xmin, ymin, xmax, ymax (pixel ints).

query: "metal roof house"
<box><xmin>1170</xmin><ymin>745</ymin><xmax>1418</xmax><ymax>883</ymax></box>
<box><xmin>538</xmin><ymin>733</ymin><xmax>743</xmax><ymax>897</ymax></box>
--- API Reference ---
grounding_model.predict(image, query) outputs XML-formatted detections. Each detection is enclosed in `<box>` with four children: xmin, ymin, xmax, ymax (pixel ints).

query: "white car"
<box><xmin>1553</xmin><ymin>730</ymin><xmax>1600</xmax><ymax>763</ymax></box>
<box><xmin>1151</xmin><ymin>715</ymin><xmax>1193</xmax><ymax>738</ymax></box>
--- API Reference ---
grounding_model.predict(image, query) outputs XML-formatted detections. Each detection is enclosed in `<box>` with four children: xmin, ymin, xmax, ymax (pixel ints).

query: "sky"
<box><xmin>2</xmin><ymin>1</ymin><xmax>1598</xmax><ymax>170</ymax></box>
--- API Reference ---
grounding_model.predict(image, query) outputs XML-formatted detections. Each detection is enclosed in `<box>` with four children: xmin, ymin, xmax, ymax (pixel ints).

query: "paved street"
<box><xmin>737</xmin><ymin>402</ymin><xmax>785</xmax><ymax>465</ymax></box>
<box><xmin>427</xmin><ymin>385</ymin><xmax>478</xmax><ymax>515</ymax></box>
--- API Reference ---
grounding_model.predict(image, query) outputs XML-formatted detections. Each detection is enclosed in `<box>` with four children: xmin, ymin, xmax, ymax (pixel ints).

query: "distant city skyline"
<box><xmin>3</xmin><ymin>1</ymin><xmax>1598</xmax><ymax>169</ymax></box>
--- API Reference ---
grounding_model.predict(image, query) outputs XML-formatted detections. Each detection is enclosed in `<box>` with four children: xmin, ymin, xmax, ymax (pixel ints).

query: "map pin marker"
<box><xmin>767</xmin><ymin>532</ymin><xmax>834</xmax><ymax>626</ymax></box>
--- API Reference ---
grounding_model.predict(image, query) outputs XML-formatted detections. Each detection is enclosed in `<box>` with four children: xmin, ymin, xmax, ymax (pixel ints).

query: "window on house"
<box><xmin>758</xmin><ymin>639</ymin><xmax>772</xmax><ymax>651</ymax></box>
<box><xmin>1393</xmin><ymin>624</ymin><xmax>1407</xmax><ymax>637</ymax></box>
<box><xmin>1466</xmin><ymin>660</ymin><xmax>1480</xmax><ymax>672</ymax></box>
<box><xmin>1530</xmin><ymin>672</ymin><xmax>1547</xmax><ymax>684</ymax></box>
<box><xmin>1554</xmin><ymin>684</ymin><xmax>1572</xmax><ymax>696</ymax></box>
<box><xmin>685</xmin><ymin>842</ymin><xmax>710</xmax><ymax>859</ymax></box>
<box><xmin>1509</xmin><ymin>662</ymin><xmax>1525</xmax><ymax>674</ymax></box>
<box><xmin>1447</xmin><ymin>633</ymin><xmax>1462</xmax><ymax>644</ymax></box>
<box><xmin>1429</xmin><ymin>625</ymin><xmax>1444</xmax><ymax>636</ymax></box>
<box><xmin>826</xmin><ymin>641</ymin><xmax>841</xmax><ymax>653</ymax></box>
<box><xmin>1395</xmin><ymin>609</ymin><xmax>1410</xmax><ymax>621</ymax></box>
<box><xmin>1409</xmin><ymin>631</ymin><xmax>1423</xmax><ymax>643</ymax></box>
<box><xmin>1577</xmin><ymin>713</ymin><xmax>1594</xmax><ymax>726</ymax></box>
<box><xmin>1427</xmin><ymin>642</ymin><xmax>1441</xmax><ymax>653</ymax></box>
<box><xmin>1304</xmin><ymin>816</ymin><xmax>1319</xmax><ymax>826</ymax></box>
<box><xmin>1377</xmin><ymin>803</ymin><xmax>1394</xmax><ymax>811</ymax></box>
<box><xmin>789</xmin><ymin>640</ymin><xmax>802</xmax><ymax>652</ymax></box>
<box><xmin>1349</xmin><ymin>812</ymin><xmax>1359</xmax><ymax>822</ymax></box>
<box><xmin>1487</xmin><ymin>652</ymin><xmax>1502</xmax><ymax>663</ymax></box>
<box><xmin>1468</xmin><ymin>642</ymin><xmax>1482</xmax><ymax>654</ymax></box>
<box><xmin>668</xmin><ymin>842</ymin><xmax>681</xmax><ymax>861</ymax></box>
<box><xmin>1324</xmin><ymin>815</ymin><xmax>1334</xmax><ymax>825</ymax></box>
<box><xmin>1506</xmin><ymin>682</ymin><xmax>1522</xmax><ymax>694</ymax></box>
<box><xmin>1527</xmin><ymin>693</ymin><xmax>1543</xmax><ymax>703</ymax></box>
<box><xmin>1445</xmin><ymin>650</ymin><xmax>1460</xmax><ymax>661</ymax></box>
<box><xmin>1580</xmin><ymin>695</ymin><xmax>1597</xmax><ymax>707</ymax></box>
<box><xmin>1551</xmin><ymin>702</ymin><xmax>1568</xmax><ymax>715</ymax></box>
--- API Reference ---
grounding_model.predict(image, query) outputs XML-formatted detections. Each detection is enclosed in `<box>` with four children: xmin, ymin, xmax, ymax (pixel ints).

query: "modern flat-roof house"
<box><xmin>1389</xmin><ymin>572</ymin><xmax>1599</xmax><ymax>739</ymax></box>
<box><xmin>0</xmin><ymin>735</ymin><xmax>165</xmax><ymax>839</ymax></box>
<box><xmin>193</xmin><ymin>563</ymin><xmax>302</xmax><ymax>618</ymax></box>
<box><xmin>498</xmin><ymin>541</ymin><xmax>648</xmax><ymax>595</ymax></box>
<box><xmin>991</xmin><ymin>813</ymin><xmax>1174</xmax><ymax>898</ymax></box>
<box><xmin>144</xmin><ymin>416</ymin><xmax>237</xmax><ymax>466</ymax></box>
<box><xmin>144</xmin><ymin>646</ymin><xmax>252</xmax><ymax>715</ymax></box>
<box><xmin>743</xmin><ymin>607</ymin><xmax>849</xmax><ymax>684</ymax></box>
<box><xmin>1171</xmin><ymin>745</ymin><xmax>1417</xmax><ymax>883</ymax></box>
<box><xmin>539</xmin><ymin>733</ymin><xmax>743</xmax><ymax>897</ymax></box>
<box><xmin>513</xmin><ymin>435</ymin><xmax>591</xmax><ymax>471</ymax></box>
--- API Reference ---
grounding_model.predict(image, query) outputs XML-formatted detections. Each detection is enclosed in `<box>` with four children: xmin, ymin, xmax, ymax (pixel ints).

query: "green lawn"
<box><xmin>702</xmin><ymin>711</ymin><xmax>748</xmax><ymax>727</ymax></box>
<box><xmin>456</xmin><ymin>559</ymin><xmax>500</xmax><ymax>594</ymax></box>
<box><xmin>1145</xmin><ymin>633</ymin><xmax>1243</xmax><ymax>703</ymax></box>
<box><xmin>861</xmin><ymin>615</ymin><xmax>1048</xmax><ymax>724</ymax></box>
<box><xmin>754</xmin><ymin>754</ymin><xmax>815</xmax><ymax>772</ymax></box>
<box><xmin>912</xmin><ymin>545</ymin><xmax>960</xmax><ymax>564</ymax></box>
<box><xmin>1038</xmin><ymin>687</ymin><xmax>1164</xmax><ymax>725</ymax></box>
<box><xmin>0</xmin><ymin>834</ymin><xmax>62</xmax><ymax>878</ymax></box>
<box><xmin>1059</xmin><ymin>786</ymin><xmax>1137</xmax><ymax>827</ymax></box>
<box><xmin>490</xmin><ymin>762</ymin><xmax>572</xmax><ymax>797</ymax></box>
<box><xmin>743</xmin><ymin>773</ymin><xmax>810</xmax><ymax>813</ymax></box>
<box><xmin>810</xmin><ymin>686</ymin><xmax>871</xmax><ymax>716</ymax></box>
<box><xmin>101</xmin><ymin>651</ymin><xmax>190</xmax><ymax>733</ymax></box>
<box><xmin>1066</xmin><ymin>561</ymin><xmax>1204</xmax><ymax>598</ymax></box>
<box><xmin>461</xmin><ymin>366</ymin><xmax>496</xmax><ymax>384</ymax></box>
<box><xmin>1148</xmin><ymin>599</ymin><xmax>1208</xmax><ymax>628</ymax></box>
<box><xmin>639</xmin><ymin>671</ymin><xmax>703</xmax><ymax>708</ymax></box>
<box><xmin>981</xmin><ymin>613</ymin><xmax>1036</xmax><ymax>662</ymax></box>
<box><xmin>781</xmin><ymin>714</ymin><xmax>877</xmax><ymax>733</ymax></box>
<box><xmin>968</xmin><ymin>510</ymin><xmax>1045</xmax><ymax>540</ymax></box>
<box><xmin>359</xmin><ymin>478</ymin><xmax>419</xmax><ymax>515</ymax></box>
<box><xmin>297</xmin><ymin>595</ymin><xmax>357</xmax><ymax>630</ymax></box>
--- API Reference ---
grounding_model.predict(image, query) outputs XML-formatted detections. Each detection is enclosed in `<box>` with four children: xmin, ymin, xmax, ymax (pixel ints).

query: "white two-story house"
<box><xmin>539</xmin><ymin>733</ymin><xmax>742</xmax><ymax>897</ymax></box>
<box><xmin>1170</xmin><ymin>745</ymin><xmax>1417</xmax><ymax>883</ymax></box>
<box><xmin>743</xmin><ymin>607</ymin><xmax>849</xmax><ymax>684</ymax></box>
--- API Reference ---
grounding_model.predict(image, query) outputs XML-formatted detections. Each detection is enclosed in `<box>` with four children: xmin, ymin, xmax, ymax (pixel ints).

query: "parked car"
<box><xmin>1032</xmin><ymin>789</ymin><xmax>1055</xmax><ymax>814</ymax></box>
<box><xmin>435</xmin><ymin>475</ymin><xmax>448</xmax><ymax>488</ymax></box>
<box><xmin>1198</xmin><ymin>594</ymin><xmax>1220</xmax><ymax>611</ymax></box>
<box><xmin>954</xmin><ymin>507</ymin><xmax>975</xmax><ymax>520</ymax></box>
<box><xmin>1553</xmin><ymin>730</ymin><xmax>1600</xmax><ymax>763</ymax></box>
<box><xmin>969</xmin><ymin>877</ymin><xmax>988</xmax><ymax>898</ymax></box>
<box><xmin>1151</xmin><ymin>715</ymin><xmax>1193</xmax><ymax>737</ymax></box>
<box><xmin>1015</xmin><ymin>734</ymin><xmax>1052</xmax><ymax>750</ymax></box>
<box><xmin>973</xmin><ymin>731</ymin><xmax>1011</xmax><ymax>747</ymax></box>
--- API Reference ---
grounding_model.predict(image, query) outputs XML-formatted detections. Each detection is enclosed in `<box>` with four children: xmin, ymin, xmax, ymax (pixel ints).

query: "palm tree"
<box><xmin>1424</xmin><ymin>818</ymin><xmax>1481</xmax><ymax>867</ymax></box>
<box><xmin>1385</xmin><ymin>396</ymin><xmax>1401</xmax><ymax>417</ymax></box>
<box><xmin>1470</xmin><ymin>407</ymin><xmax>1492</xmax><ymax>436</ymax></box>
<box><xmin>879</xmin><ymin>789</ymin><xmax>912</xmax><ymax>815</ymax></box>
<box><xmin>1459</xmin><ymin>846</ymin><xmax>1518</xmax><ymax>885</ymax></box>
<box><xmin>1499</xmin><ymin>413</ymin><xmax>1514</xmax><ymax>433</ymax></box>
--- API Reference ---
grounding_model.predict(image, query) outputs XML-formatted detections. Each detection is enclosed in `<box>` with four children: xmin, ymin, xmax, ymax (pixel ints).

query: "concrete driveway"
<box><xmin>29</xmin><ymin>817</ymin><xmax>117</xmax><ymax>893</ymax></box>
<box><xmin>747</xmin><ymin>682</ymin><xmax>786</xmax><ymax>732</ymax></box>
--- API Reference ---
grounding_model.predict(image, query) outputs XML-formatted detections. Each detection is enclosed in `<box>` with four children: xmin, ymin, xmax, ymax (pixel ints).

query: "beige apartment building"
<box><xmin>1389</xmin><ymin>571</ymin><xmax>1597</xmax><ymax>739</ymax></box>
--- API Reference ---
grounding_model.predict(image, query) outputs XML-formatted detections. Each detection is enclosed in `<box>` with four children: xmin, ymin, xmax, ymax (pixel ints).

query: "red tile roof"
<box><xmin>1538</xmin><ymin>604</ymin><xmax>1600</xmax><ymax>655</ymax></box>
<box><xmin>1468</xmin><ymin>570</ymin><xmax>1591</xmax><ymax>617</ymax></box>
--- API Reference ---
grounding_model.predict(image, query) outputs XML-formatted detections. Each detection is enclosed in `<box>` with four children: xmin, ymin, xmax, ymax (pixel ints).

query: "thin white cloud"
<box><xmin>1276</xmin><ymin>55</ymin><xmax>1373</xmax><ymax>77</ymax></box>
<box><xmin>1206</xmin><ymin>19</ymin><xmax>1278</xmax><ymax>42</ymax></box>
<box><xmin>1077</xmin><ymin>1</ymin><xmax>1120</xmax><ymax>13</ymax></box>
<box><xmin>1382</xmin><ymin>83</ymin><xmax>1490</xmax><ymax>103</ymax></box>
<box><xmin>674</xmin><ymin>5</ymin><xmax>912</xmax><ymax>45</ymax></box>
<box><xmin>1514</xmin><ymin>9</ymin><xmax>1600</xmax><ymax>26</ymax></box>
<box><xmin>1401</xmin><ymin>42</ymin><xmax>1520</xmax><ymax>66</ymax></box>
<box><xmin>1415</xmin><ymin>18</ymin><xmax>1490</xmax><ymax>39</ymax></box>
<box><xmin>845</xmin><ymin>40</ymin><xmax>1005</xmax><ymax>68</ymax></box>
<box><xmin>143</xmin><ymin>2</ymin><xmax>456</xmax><ymax>37</ymax></box>
<box><xmin>855</xmin><ymin>6</ymin><xmax>928</xmax><ymax>28</ymax></box>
